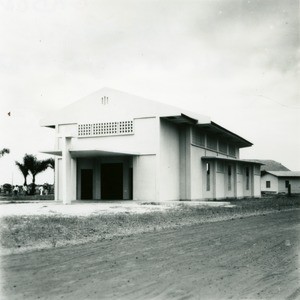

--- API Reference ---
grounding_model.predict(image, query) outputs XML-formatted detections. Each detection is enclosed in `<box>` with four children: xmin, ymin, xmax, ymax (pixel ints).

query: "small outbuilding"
<box><xmin>40</xmin><ymin>88</ymin><xmax>262</xmax><ymax>204</ymax></box>
<box><xmin>261</xmin><ymin>171</ymin><xmax>300</xmax><ymax>194</ymax></box>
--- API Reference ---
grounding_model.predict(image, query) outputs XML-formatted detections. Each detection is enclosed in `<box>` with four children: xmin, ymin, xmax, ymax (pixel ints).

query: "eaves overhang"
<box><xmin>263</xmin><ymin>171</ymin><xmax>300</xmax><ymax>178</ymax></box>
<box><xmin>202</xmin><ymin>156</ymin><xmax>264</xmax><ymax>165</ymax></box>
<box><xmin>69</xmin><ymin>149</ymin><xmax>140</xmax><ymax>158</ymax></box>
<box><xmin>40</xmin><ymin>150</ymin><xmax>62</xmax><ymax>156</ymax></box>
<box><xmin>162</xmin><ymin>113</ymin><xmax>198</xmax><ymax>125</ymax></box>
<box><xmin>197</xmin><ymin>121</ymin><xmax>253</xmax><ymax>148</ymax></box>
<box><xmin>40</xmin><ymin>149</ymin><xmax>146</xmax><ymax>157</ymax></box>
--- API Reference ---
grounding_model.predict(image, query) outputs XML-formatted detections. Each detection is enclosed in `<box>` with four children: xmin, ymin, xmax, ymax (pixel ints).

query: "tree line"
<box><xmin>15</xmin><ymin>154</ymin><xmax>54</xmax><ymax>195</ymax></box>
<box><xmin>1</xmin><ymin>148</ymin><xmax>54</xmax><ymax>195</ymax></box>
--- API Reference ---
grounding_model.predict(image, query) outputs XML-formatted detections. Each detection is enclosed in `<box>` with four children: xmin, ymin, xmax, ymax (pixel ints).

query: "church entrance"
<box><xmin>101</xmin><ymin>163</ymin><xmax>123</xmax><ymax>199</ymax></box>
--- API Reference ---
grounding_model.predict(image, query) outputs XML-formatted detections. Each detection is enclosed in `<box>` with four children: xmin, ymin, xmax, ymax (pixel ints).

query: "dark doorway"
<box><xmin>101</xmin><ymin>163</ymin><xmax>123</xmax><ymax>199</ymax></box>
<box><xmin>129</xmin><ymin>167</ymin><xmax>133</xmax><ymax>200</ymax></box>
<box><xmin>81</xmin><ymin>169</ymin><xmax>93</xmax><ymax>199</ymax></box>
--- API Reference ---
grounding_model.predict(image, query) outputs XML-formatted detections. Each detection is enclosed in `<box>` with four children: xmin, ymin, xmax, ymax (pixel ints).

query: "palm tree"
<box><xmin>47</xmin><ymin>158</ymin><xmax>55</xmax><ymax>195</ymax></box>
<box><xmin>0</xmin><ymin>148</ymin><xmax>10</xmax><ymax>158</ymax></box>
<box><xmin>15</xmin><ymin>160</ymin><xmax>29</xmax><ymax>186</ymax></box>
<box><xmin>24</xmin><ymin>154</ymin><xmax>52</xmax><ymax>195</ymax></box>
<box><xmin>47</xmin><ymin>158</ymin><xmax>55</xmax><ymax>169</ymax></box>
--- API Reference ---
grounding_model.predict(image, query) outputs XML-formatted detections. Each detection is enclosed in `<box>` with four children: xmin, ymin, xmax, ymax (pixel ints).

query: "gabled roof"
<box><xmin>40</xmin><ymin>87</ymin><xmax>253</xmax><ymax>148</ymax></box>
<box><xmin>40</xmin><ymin>87</ymin><xmax>210</xmax><ymax>127</ymax></box>
<box><xmin>245</xmin><ymin>160</ymin><xmax>290</xmax><ymax>171</ymax></box>
<box><xmin>263</xmin><ymin>171</ymin><xmax>300</xmax><ymax>178</ymax></box>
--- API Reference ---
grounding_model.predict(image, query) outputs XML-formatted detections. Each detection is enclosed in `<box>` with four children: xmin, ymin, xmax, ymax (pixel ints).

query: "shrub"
<box><xmin>2</xmin><ymin>183</ymin><xmax>12</xmax><ymax>194</ymax></box>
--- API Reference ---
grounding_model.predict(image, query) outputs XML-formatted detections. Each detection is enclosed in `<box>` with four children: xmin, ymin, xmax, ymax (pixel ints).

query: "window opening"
<box><xmin>229</xmin><ymin>145</ymin><xmax>236</xmax><ymax>157</ymax></box>
<box><xmin>266</xmin><ymin>181</ymin><xmax>271</xmax><ymax>188</ymax></box>
<box><xmin>285</xmin><ymin>180</ymin><xmax>289</xmax><ymax>188</ymax></box>
<box><xmin>207</xmin><ymin>135</ymin><xmax>217</xmax><ymax>150</ymax></box>
<box><xmin>219</xmin><ymin>140</ymin><xmax>227</xmax><ymax>154</ymax></box>
<box><xmin>228</xmin><ymin>165</ymin><xmax>232</xmax><ymax>190</ymax></box>
<box><xmin>192</xmin><ymin>129</ymin><xmax>205</xmax><ymax>147</ymax></box>
<box><xmin>206</xmin><ymin>163</ymin><xmax>210</xmax><ymax>191</ymax></box>
<box><xmin>246</xmin><ymin>167</ymin><xmax>250</xmax><ymax>190</ymax></box>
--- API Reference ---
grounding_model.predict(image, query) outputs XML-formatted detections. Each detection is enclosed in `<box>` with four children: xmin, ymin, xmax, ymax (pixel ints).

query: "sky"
<box><xmin>0</xmin><ymin>0</ymin><xmax>299</xmax><ymax>185</ymax></box>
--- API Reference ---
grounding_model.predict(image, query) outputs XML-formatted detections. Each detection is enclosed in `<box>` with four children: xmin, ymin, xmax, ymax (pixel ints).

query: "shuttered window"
<box><xmin>207</xmin><ymin>135</ymin><xmax>217</xmax><ymax>150</ymax></box>
<box><xmin>192</xmin><ymin>129</ymin><xmax>205</xmax><ymax>147</ymax></box>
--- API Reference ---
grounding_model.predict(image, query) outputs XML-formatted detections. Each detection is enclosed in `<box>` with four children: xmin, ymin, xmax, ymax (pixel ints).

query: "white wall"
<box><xmin>253</xmin><ymin>165</ymin><xmax>261</xmax><ymax>197</ymax></box>
<box><xmin>57</xmin><ymin>158</ymin><xmax>63</xmax><ymax>200</ymax></box>
<box><xmin>215</xmin><ymin>172</ymin><xmax>225</xmax><ymax>199</ymax></box>
<box><xmin>253</xmin><ymin>175</ymin><xmax>261</xmax><ymax>197</ymax></box>
<box><xmin>58</xmin><ymin>124</ymin><xmax>77</xmax><ymax>136</ymax></box>
<box><xmin>190</xmin><ymin>146</ymin><xmax>205</xmax><ymax>200</ymax></box>
<box><xmin>202</xmin><ymin>160</ymin><xmax>215</xmax><ymax>200</ymax></box>
<box><xmin>133</xmin><ymin>155</ymin><xmax>156</xmax><ymax>201</ymax></box>
<box><xmin>57</xmin><ymin>118</ymin><xmax>157</xmax><ymax>155</ymax></box>
<box><xmin>261</xmin><ymin>174</ymin><xmax>278</xmax><ymax>193</ymax></box>
<box><xmin>278</xmin><ymin>178</ymin><xmax>300</xmax><ymax>194</ymax></box>
<box><xmin>261</xmin><ymin>175</ymin><xmax>300</xmax><ymax>194</ymax></box>
<box><xmin>55</xmin><ymin>117</ymin><xmax>159</xmax><ymax>202</ymax></box>
<box><xmin>236</xmin><ymin>170</ymin><xmax>244</xmax><ymax>199</ymax></box>
<box><xmin>190</xmin><ymin>146</ymin><xmax>238</xmax><ymax>200</ymax></box>
<box><xmin>158</xmin><ymin>119</ymin><xmax>180</xmax><ymax>201</ymax></box>
<box><xmin>224</xmin><ymin>164</ymin><xmax>235</xmax><ymax>198</ymax></box>
<box><xmin>57</xmin><ymin>124</ymin><xmax>77</xmax><ymax>150</ymax></box>
<box><xmin>179</xmin><ymin>126</ymin><xmax>191</xmax><ymax>200</ymax></box>
<box><xmin>243</xmin><ymin>166</ymin><xmax>252</xmax><ymax>197</ymax></box>
<box><xmin>54</xmin><ymin>119</ymin><xmax>259</xmax><ymax>202</ymax></box>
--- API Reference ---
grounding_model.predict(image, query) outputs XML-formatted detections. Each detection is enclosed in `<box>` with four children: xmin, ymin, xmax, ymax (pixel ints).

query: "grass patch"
<box><xmin>1</xmin><ymin>196</ymin><xmax>299</xmax><ymax>253</ymax></box>
<box><xmin>140</xmin><ymin>202</ymin><xmax>161</xmax><ymax>205</ymax></box>
<box><xmin>1</xmin><ymin>194</ymin><xmax>54</xmax><ymax>201</ymax></box>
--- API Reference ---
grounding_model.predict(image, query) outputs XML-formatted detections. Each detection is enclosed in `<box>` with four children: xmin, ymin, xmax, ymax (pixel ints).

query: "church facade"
<box><xmin>40</xmin><ymin>88</ymin><xmax>261</xmax><ymax>204</ymax></box>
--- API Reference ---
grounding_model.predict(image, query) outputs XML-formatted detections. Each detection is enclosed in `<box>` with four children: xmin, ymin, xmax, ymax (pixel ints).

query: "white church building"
<box><xmin>40</xmin><ymin>88</ymin><xmax>261</xmax><ymax>204</ymax></box>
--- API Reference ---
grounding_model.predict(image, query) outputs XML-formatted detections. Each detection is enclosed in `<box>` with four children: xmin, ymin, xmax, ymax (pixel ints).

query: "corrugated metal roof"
<box><xmin>244</xmin><ymin>159</ymin><xmax>290</xmax><ymax>171</ymax></box>
<box><xmin>265</xmin><ymin>171</ymin><xmax>300</xmax><ymax>177</ymax></box>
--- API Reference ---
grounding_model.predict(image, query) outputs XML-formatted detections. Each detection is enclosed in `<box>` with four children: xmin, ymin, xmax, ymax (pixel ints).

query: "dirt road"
<box><xmin>1</xmin><ymin>210</ymin><xmax>300</xmax><ymax>300</ymax></box>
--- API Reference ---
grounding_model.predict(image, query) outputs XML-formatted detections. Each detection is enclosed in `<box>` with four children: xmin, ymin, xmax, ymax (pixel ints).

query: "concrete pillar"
<box><xmin>212</xmin><ymin>160</ymin><xmax>217</xmax><ymax>200</ymax></box>
<box><xmin>54</xmin><ymin>157</ymin><xmax>59</xmax><ymax>202</ymax></box>
<box><xmin>155</xmin><ymin>117</ymin><xmax>160</xmax><ymax>202</ymax></box>
<box><xmin>62</xmin><ymin>137</ymin><xmax>72</xmax><ymax>204</ymax></box>
<box><xmin>251</xmin><ymin>165</ymin><xmax>254</xmax><ymax>197</ymax></box>
<box><xmin>180</xmin><ymin>125</ymin><xmax>192</xmax><ymax>200</ymax></box>
<box><xmin>71</xmin><ymin>157</ymin><xmax>77</xmax><ymax>200</ymax></box>
<box><xmin>123</xmin><ymin>158</ymin><xmax>129</xmax><ymax>200</ymax></box>
<box><xmin>234</xmin><ymin>163</ymin><xmax>238</xmax><ymax>198</ymax></box>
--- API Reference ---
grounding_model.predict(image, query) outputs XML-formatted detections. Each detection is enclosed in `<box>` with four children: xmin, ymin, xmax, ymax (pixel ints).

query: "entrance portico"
<box><xmin>76</xmin><ymin>155</ymin><xmax>133</xmax><ymax>201</ymax></box>
<box><xmin>45</xmin><ymin>142</ymin><xmax>138</xmax><ymax>204</ymax></box>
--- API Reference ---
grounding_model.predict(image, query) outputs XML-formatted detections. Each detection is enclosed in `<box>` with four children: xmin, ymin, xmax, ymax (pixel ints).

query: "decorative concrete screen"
<box><xmin>78</xmin><ymin>120</ymin><xmax>134</xmax><ymax>137</ymax></box>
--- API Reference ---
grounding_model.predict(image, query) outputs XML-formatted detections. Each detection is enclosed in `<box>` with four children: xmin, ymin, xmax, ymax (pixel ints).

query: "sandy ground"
<box><xmin>0</xmin><ymin>200</ymin><xmax>234</xmax><ymax>217</ymax></box>
<box><xmin>1</xmin><ymin>209</ymin><xmax>299</xmax><ymax>300</ymax></box>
